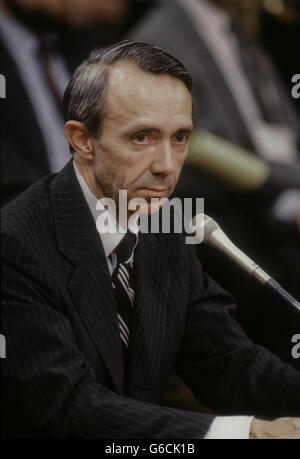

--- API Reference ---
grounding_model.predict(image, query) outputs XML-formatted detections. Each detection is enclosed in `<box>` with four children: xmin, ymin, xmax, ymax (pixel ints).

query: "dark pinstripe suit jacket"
<box><xmin>1</xmin><ymin>161</ymin><xmax>300</xmax><ymax>438</ymax></box>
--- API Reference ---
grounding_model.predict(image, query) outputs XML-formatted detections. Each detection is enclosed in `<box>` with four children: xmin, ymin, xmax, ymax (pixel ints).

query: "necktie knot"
<box><xmin>115</xmin><ymin>230</ymin><xmax>138</xmax><ymax>266</ymax></box>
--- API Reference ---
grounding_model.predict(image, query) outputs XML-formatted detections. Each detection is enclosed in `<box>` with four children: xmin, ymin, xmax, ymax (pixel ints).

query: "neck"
<box><xmin>74</xmin><ymin>156</ymin><xmax>105</xmax><ymax>201</ymax></box>
<box><xmin>74</xmin><ymin>157</ymin><xmax>132</xmax><ymax>228</ymax></box>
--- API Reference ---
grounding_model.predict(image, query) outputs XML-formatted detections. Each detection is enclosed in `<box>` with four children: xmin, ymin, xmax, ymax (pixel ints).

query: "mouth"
<box><xmin>141</xmin><ymin>188</ymin><xmax>170</xmax><ymax>199</ymax></box>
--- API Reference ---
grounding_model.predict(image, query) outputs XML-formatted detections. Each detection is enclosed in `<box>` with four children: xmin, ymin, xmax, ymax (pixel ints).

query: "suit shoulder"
<box><xmin>1</xmin><ymin>173</ymin><xmax>56</xmax><ymax>241</ymax></box>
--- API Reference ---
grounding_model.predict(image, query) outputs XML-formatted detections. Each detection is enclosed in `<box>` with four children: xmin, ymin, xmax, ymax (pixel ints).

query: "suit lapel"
<box><xmin>67</xmin><ymin>249</ymin><xmax>125</xmax><ymax>395</ymax></box>
<box><xmin>50</xmin><ymin>163</ymin><xmax>174</xmax><ymax>397</ymax></box>
<box><xmin>127</xmin><ymin>233</ymin><xmax>170</xmax><ymax>397</ymax></box>
<box><xmin>50</xmin><ymin>162</ymin><xmax>124</xmax><ymax>394</ymax></box>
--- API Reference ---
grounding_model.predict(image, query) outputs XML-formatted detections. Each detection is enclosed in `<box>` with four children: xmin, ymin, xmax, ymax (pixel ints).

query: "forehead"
<box><xmin>103</xmin><ymin>61</ymin><xmax>193</xmax><ymax>128</ymax></box>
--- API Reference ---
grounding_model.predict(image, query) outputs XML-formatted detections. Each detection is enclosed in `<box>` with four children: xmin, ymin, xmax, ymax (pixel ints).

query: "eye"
<box><xmin>174</xmin><ymin>133</ymin><xmax>189</xmax><ymax>144</ymax></box>
<box><xmin>132</xmin><ymin>132</ymin><xmax>149</xmax><ymax>144</ymax></box>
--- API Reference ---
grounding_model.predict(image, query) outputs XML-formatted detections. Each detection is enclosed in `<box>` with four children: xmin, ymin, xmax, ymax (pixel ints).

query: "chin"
<box><xmin>147</xmin><ymin>200</ymin><xmax>166</xmax><ymax>215</ymax></box>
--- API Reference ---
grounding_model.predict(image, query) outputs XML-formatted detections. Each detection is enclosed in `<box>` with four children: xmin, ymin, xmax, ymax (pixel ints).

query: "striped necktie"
<box><xmin>111</xmin><ymin>230</ymin><xmax>138</xmax><ymax>359</ymax></box>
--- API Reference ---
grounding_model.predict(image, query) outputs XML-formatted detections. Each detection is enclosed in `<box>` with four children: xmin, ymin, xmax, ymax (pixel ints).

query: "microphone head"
<box><xmin>191</xmin><ymin>214</ymin><xmax>219</xmax><ymax>243</ymax></box>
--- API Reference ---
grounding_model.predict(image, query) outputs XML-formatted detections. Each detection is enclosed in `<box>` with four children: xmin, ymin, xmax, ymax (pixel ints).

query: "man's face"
<box><xmin>89</xmin><ymin>62</ymin><xmax>193</xmax><ymax>215</ymax></box>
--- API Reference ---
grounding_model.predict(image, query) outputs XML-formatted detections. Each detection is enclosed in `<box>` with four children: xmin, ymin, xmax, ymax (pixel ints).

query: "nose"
<box><xmin>151</xmin><ymin>141</ymin><xmax>176</xmax><ymax>176</ymax></box>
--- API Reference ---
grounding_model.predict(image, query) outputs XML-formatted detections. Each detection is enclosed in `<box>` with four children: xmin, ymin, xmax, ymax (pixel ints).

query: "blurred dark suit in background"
<box><xmin>261</xmin><ymin>0</ymin><xmax>300</xmax><ymax>112</ymax></box>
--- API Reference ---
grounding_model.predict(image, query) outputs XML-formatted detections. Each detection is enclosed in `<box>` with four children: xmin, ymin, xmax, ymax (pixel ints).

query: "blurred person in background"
<box><xmin>261</xmin><ymin>0</ymin><xmax>300</xmax><ymax>108</ymax></box>
<box><xmin>130</xmin><ymin>0</ymin><xmax>300</xmax><ymax>368</ymax></box>
<box><xmin>0</xmin><ymin>0</ymin><xmax>155</xmax><ymax>205</ymax></box>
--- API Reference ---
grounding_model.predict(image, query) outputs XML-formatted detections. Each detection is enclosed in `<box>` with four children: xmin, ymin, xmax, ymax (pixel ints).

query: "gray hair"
<box><xmin>63</xmin><ymin>40</ymin><xmax>193</xmax><ymax>146</ymax></box>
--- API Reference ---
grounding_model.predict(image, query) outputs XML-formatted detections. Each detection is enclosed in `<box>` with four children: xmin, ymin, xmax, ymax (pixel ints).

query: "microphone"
<box><xmin>192</xmin><ymin>214</ymin><xmax>300</xmax><ymax>312</ymax></box>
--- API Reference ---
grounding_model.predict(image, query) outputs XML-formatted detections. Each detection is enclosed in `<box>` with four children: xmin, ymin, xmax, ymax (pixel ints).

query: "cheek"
<box><xmin>94</xmin><ymin>157</ymin><xmax>118</xmax><ymax>191</ymax></box>
<box><xmin>122</xmin><ymin>157</ymin><xmax>150</xmax><ymax>186</ymax></box>
<box><xmin>174</xmin><ymin>156</ymin><xmax>186</xmax><ymax>176</ymax></box>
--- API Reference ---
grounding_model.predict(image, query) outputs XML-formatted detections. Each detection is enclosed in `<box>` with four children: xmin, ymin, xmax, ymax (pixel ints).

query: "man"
<box><xmin>1</xmin><ymin>41</ymin><xmax>300</xmax><ymax>439</ymax></box>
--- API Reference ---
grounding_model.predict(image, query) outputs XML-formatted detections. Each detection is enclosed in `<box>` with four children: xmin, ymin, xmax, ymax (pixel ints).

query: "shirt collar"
<box><xmin>73</xmin><ymin>161</ymin><xmax>139</xmax><ymax>258</ymax></box>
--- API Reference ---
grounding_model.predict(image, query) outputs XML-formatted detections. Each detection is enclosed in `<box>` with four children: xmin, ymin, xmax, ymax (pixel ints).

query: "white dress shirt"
<box><xmin>74</xmin><ymin>160</ymin><xmax>254</xmax><ymax>439</ymax></box>
<box><xmin>73</xmin><ymin>161</ymin><xmax>139</xmax><ymax>274</ymax></box>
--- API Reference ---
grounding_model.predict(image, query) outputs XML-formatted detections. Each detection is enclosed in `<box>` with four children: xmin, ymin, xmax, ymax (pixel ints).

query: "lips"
<box><xmin>142</xmin><ymin>188</ymin><xmax>169</xmax><ymax>198</ymax></box>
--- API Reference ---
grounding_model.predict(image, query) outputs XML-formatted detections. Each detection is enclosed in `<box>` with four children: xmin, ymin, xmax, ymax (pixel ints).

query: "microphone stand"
<box><xmin>194</xmin><ymin>214</ymin><xmax>300</xmax><ymax>313</ymax></box>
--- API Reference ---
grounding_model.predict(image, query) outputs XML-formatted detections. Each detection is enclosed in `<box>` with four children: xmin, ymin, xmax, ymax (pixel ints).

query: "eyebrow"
<box><xmin>121</xmin><ymin>124</ymin><xmax>194</xmax><ymax>136</ymax></box>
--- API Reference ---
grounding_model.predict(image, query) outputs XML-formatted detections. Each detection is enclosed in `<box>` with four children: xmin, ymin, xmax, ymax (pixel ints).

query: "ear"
<box><xmin>64</xmin><ymin>121</ymin><xmax>94</xmax><ymax>159</ymax></box>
